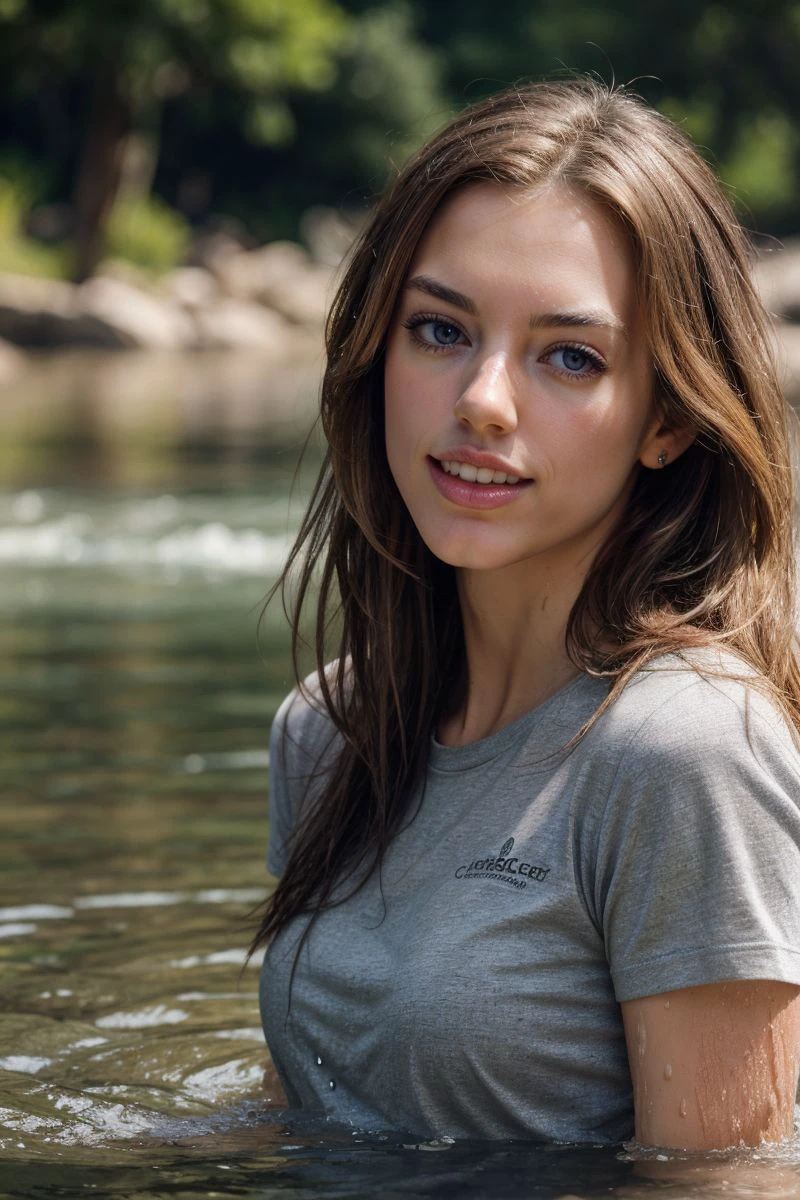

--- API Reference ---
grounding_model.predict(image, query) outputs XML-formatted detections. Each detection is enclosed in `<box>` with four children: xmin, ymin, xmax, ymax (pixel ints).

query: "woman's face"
<box><xmin>383</xmin><ymin>182</ymin><xmax>661</xmax><ymax>574</ymax></box>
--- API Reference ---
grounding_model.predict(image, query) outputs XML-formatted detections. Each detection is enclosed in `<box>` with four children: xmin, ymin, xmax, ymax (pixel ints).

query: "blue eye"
<box><xmin>430</xmin><ymin>321</ymin><xmax>461</xmax><ymax>345</ymax></box>
<box><xmin>403</xmin><ymin>314</ymin><xmax>466</xmax><ymax>351</ymax></box>
<box><xmin>546</xmin><ymin>344</ymin><xmax>605</xmax><ymax>377</ymax></box>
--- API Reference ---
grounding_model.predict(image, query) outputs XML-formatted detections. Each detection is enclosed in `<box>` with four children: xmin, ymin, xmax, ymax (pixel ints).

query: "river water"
<box><xmin>1</xmin><ymin>351</ymin><xmax>799</xmax><ymax>1198</ymax></box>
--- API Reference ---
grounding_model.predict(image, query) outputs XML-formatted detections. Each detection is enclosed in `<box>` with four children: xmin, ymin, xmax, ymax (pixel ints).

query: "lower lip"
<box><xmin>427</xmin><ymin>458</ymin><xmax>532</xmax><ymax>510</ymax></box>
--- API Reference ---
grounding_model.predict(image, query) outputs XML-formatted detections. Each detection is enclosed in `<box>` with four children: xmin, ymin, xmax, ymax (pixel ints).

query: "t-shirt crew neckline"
<box><xmin>429</xmin><ymin>670</ymin><xmax>592</xmax><ymax>773</ymax></box>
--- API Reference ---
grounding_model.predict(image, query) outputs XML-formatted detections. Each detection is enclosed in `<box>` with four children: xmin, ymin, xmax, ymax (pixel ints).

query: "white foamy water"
<box><xmin>0</xmin><ymin>490</ymin><xmax>297</xmax><ymax>577</ymax></box>
<box><xmin>170</xmin><ymin>948</ymin><xmax>259</xmax><ymax>969</ymax></box>
<box><xmin>181</xmin><ymin>750</ymin><xmax>270</xmax><ymax>773</ymax></box>
<box><xmin>0</xmin><ymin>516</ymin><xmax>291</xmax><ymax>576</ymax></box>
<box><xmin>0</xmin><ymin>1056</ymin><xmax>54</xmax><ymax>1074</ymax></box>
<box><xmin>0</xmin><ymin>905</ymin><xmax>73</xmax><ymax>920</ymax></box>
<box><xmin>181</xmin><ymin>1058</ymin><xmax>264</xmax><ymax>1102</ymax></box>
<box><xmin>95</xmin><ymin>1005</ymin><xmax>189</xmax><ymax>1029</ymax></box>
<box><xmin>75</xmin><ymin>891</ymin><xmax>183</xmax><ymax>910</ymax></box>
<box><xmin>0</xmin><ymin>923</ymin><xmax>36</xmax><ymax>939</ymax></box>
<box><xmin>213</xmin><ymin>1028</ymin><xmax>264</xmax><ymax>1042</ymax></box>
<box><xmin>73</xmin><ymin>887</ymin><xmax>263</xmax><ymax>910</ymax></box>
<box><xmin>194</xmin><ymin>888</ymin><xmax>264</xmax><ymax>903</ymax></box>
<box><xmin>176</xmin><ymin>992</ymin><xmax>244</xmax><ymax>1001</ymax></box>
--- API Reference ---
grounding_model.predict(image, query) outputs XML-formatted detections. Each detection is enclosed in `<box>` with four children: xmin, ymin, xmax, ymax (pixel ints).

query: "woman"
<box><xmin>252</xmin><ymin>78</ymin><xmax>800</xmax><ymax>1150</ymax></box>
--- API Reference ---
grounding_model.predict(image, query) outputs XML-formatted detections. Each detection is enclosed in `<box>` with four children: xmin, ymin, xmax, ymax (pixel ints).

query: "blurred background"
<box><xmin>2</xmin><ymin>0</ymin><xmax>800</xmax><ymax>472</ymax></box>
<box><xmin>2</xmin><ymin>0</ymin><xmax>800</xmax><ymax>1189</ymax></box>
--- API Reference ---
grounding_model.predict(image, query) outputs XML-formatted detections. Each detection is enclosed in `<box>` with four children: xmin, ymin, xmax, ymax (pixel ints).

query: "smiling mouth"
<box><xmin>432</xmin><ymin>457</ymin><xmax>530</xmax><ymax>486</ymax></box>
<box><xmin>439</xmin><ymin>459</ymin><xmax>522</xmax><ymax>485</ymax></box>
<box><xmin>427</xmin><ymin>457</ymin><xmax>533</xmax><ymax>510</ymax></box>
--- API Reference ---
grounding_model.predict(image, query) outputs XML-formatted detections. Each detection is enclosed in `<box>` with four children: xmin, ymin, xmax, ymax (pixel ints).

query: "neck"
<box><xmin>438</xmin><ymin>547</ymin><xmax>591</xmax><ymax>747</ymax></box>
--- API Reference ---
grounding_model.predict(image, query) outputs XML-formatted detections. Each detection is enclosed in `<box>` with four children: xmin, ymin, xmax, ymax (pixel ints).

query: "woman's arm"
<box><xmin>622</xmin><ymin>980</ymin><xmax>800</xmax><ymax>1151</ymax></box>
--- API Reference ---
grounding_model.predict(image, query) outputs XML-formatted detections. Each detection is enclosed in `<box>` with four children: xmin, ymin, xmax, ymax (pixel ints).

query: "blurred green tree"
<box><xmin>411</xmin><ymin>0</ymin><xmax>800</xmax><ymax>228</ymax></box>
<box><xmin>174</xmin><ymin>1</ymin><xmax>446</xmax><ymax>242</ymax></box>
<box><xmin>2</xmin><ymin>0</ymin><xmax>800</xmax><ymax>277</ymax></box>
<box><xmin>0</xmin><ymin>0</ymin><xmax>350</xmax><ymax>279</ymax></box>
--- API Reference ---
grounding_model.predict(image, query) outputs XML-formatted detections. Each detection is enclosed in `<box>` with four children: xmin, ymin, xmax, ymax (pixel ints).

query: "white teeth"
<box><xmin>440</xmin><ymin>460</ymin><xmax>522</xmax><ymax>485</ymax></box>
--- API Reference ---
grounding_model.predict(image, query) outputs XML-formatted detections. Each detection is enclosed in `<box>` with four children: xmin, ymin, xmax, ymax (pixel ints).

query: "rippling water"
<box><xmin>1</xmin><ymin>358</ymin><xmax>799</xmax><ymax>1198</ymax></box>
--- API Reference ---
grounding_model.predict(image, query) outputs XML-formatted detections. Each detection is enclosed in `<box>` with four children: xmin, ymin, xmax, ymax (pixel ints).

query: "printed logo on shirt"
<box><xmin>454</xmin><ymin>836</ymin><xmax>550</xmax><ymax>890</ymax></box>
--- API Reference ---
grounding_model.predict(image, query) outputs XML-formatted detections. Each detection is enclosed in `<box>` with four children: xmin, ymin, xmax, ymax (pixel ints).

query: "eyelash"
<box><xmin>401</xmin><ymin>313</ymin><xmax>607</xmax><ymax>378</ymax></box>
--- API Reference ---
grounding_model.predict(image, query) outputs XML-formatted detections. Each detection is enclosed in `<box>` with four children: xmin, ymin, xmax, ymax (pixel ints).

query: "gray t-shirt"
<box><xmin>259</xmin><ymin>653</ymin><xmax>800</xmax><ymax>1143</ymax></box>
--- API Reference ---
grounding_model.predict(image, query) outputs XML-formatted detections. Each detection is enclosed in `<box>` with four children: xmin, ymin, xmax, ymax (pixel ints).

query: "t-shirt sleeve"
<box><xmin>594</xmin><ymin>679</ymin><xmax>800</xmax><ymax>1002</ymax></box>
<box><xmin>267</xmin><ymin>689</ymin><xmax>295</xmax><ymax>878</ymax></box>
<box><xmin>267</xmin><ymin>672</ymin><xmax>342</xmax><ymax>878</ymax></box>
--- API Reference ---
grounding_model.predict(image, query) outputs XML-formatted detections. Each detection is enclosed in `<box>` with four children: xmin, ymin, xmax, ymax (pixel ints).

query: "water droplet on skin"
<box><xmin>679</xmin><ymin>1098</ymin><xmax>687</xmax><ymax>1118</ymax></box>
<box><xmin>315</xmin><ymin>1055</ymin><xmax>322</xmax><ymax>1066</ymax></box>
<box><xmin>664</xmin><ymin>999</ymin><xmax>671</xmax><ymax>1009</ymax></box>
<box><xmin>328</xmin><ymin>1079</ymin><xmax>336</xmax><ymax>1090</ymax></box>
<box><xmin>663</xmin><ymin>1063</ymin><xmax>673</xmax><ymax>1081</ymax></box>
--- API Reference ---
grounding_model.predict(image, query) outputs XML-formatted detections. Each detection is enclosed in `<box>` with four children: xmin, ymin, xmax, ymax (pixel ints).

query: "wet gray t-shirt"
<box><xmin>259</xmin><ymin>654</ymin><xmax>800</xmax><ymax>1143</ymax></box>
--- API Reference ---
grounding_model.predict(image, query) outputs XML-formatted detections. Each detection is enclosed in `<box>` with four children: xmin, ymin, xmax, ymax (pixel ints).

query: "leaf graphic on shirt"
<box><xmin>500</xmin><ymin>837</ymin><xmax>514</xmax><ymax>858</ymax></box>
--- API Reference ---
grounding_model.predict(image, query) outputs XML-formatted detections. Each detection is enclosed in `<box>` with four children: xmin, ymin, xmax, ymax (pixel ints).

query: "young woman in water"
<box><xmin>251</xmin><ymin>79</ymin><xmax>800</xmax><ymax>1151</ymax></box>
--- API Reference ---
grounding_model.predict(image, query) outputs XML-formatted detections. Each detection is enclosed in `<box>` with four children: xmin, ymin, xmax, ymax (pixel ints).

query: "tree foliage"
<box><xmin>0</xmin><ymin>0</ymin><xmax>350</xmax><ymax>275</ymax></box>
<box><xmin>411</xmin><ymin>0</ymin><xmax>800</xmax><ymax>225</ymax></box>
<box><xmin>0</xmin><ymin>0</ymin><xmax>799</xmax><ymax>277</ymax></box>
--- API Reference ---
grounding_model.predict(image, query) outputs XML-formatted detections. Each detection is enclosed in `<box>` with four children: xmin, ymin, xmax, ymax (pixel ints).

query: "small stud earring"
<box><xmin>657</xmin><ymin>449</ymin><xmax>668</xmax><ymax>467</ymax></box>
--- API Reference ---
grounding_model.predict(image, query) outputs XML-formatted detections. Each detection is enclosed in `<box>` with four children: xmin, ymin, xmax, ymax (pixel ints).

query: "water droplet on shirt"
<box><xmin>328</xmin><ymin>1079</ymin><xmax>336</xmax><ymax>1090</ymax></box>
<box><xmin>663</xmin><ymin>1063</ymin><xmax>673</xmax><ymax>1081</ymax></box>
<box><xmin>315</xmin><ymin>1055</ymin><xmax>322</xmax><ymax>1066</ymax></box>
<box><xmin>679</xmin><ymin>1098</ymin><xmax>687</xmax><ymax>1118</ymax></box>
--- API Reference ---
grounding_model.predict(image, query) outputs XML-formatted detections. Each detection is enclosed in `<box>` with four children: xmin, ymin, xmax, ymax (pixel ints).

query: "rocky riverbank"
<box><xmin>1</xmin><ymin>234</ymin><xmax>800</xmax><ymax>404</ymax></box>
<box><xmin>0</xmin><ymin>238</ymin><xmax>332</xmax><ymax>358</ymax></box>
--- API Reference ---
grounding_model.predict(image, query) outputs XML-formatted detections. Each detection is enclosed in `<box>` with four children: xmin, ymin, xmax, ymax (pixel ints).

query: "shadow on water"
<box><xmin>1</xmin><ymin>351</ymin><xmax>800</xmax><ymax>1198</ymax></box>
<box><xmin>0</xmin><ymin>1126</ymin><xmax>637</xmax><ymax>1200</ymax></box>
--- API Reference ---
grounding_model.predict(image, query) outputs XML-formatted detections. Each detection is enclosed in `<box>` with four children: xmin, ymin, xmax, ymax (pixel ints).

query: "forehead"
<box><xmin>407</xmin><ymin>182</ymin><xmax>639</xmax><ymax>323</ymax></box>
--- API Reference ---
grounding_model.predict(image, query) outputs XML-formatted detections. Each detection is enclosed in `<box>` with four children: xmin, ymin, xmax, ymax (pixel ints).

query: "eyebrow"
<box><xmin>405</xmin><ymin>274</ymin><xmax>627</xmax><ymax>338</ymax></box>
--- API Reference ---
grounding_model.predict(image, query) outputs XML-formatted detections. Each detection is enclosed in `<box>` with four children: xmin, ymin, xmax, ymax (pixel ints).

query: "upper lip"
<box><xmin>431</xmin><ymin>446</ymin><xmax>530</xmax><ymax>478</ymax></box>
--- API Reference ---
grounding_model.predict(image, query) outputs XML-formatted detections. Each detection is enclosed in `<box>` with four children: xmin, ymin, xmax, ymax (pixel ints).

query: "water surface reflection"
<box><xmin>1</xmin><ymin>355</ymin><xmax>799</xmax><ymax>1197</ymax></box>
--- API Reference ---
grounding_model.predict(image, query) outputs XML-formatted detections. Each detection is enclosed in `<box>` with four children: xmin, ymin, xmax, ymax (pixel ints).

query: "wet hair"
<box><xmin>250</xmin><ymin>77</ymin><xmax>799</xmax><ymax>953</ymax></box>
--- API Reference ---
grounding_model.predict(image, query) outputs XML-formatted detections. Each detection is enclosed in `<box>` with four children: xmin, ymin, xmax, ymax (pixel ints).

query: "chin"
<box><xmin>417</xmin><ymin>525</ymin><xmax>525</xmax><ymax>571</ymax></box>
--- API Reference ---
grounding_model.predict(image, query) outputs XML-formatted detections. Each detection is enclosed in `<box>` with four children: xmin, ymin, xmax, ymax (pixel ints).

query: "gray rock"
<box><xmin>753</xmin><ymin>241</ymin><xmax>800</xmax><ymax>323</ymax></box>
<box><xmin>95</xmin><ymin>258</ymin><xmax>154</xmax><ymax>291</ymax></box>
<box><xmin>0</xmin><ymin>273</ymin><xmax>79</xmax><ymax>346</ymax></box>
<box><xmin>299</xmin><ymin>206</ymin><xmax>364</xmax><ymax>267</ymax></box>
<box><xmin>0</xmin><ymin>335</ymin><xmax>26</xmax><ymax>387</ymax></box>
<box><xmin>192</xmin><ymin>298</ymin><xmax>289</xmax><ymax>351</ymax></box>
<box><xmin>77</xmin><ymin>276</ymin><xmax>195</xmax><ymax>350</ymax></box>
<box><xmin>773</xmin><ymin>320</ymin><xmax>800</xmax><ymax>405</ymax></box>
<box><xmin>0</xmin><ymin>271</ymin><xmax>193</xmax><ymax>350</ymax></box>
<box><xmin>161</xmin><ymin>267</ymin><xmax>218</xmax><ymax>311</ymax></box>
<box><xmin>211</xmin><ymin>241</ymin><xmax>334</xmax><ymax>327</ymax></box>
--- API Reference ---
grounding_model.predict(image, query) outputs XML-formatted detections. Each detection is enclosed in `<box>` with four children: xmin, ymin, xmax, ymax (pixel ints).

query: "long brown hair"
<box><xmin>250</xmin><ymin>77</ymin><xmax>800</xmax><ymax>954</ymax></box>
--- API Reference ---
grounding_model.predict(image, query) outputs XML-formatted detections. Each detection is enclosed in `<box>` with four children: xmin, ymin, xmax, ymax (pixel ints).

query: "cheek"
<box><xmin>384</xmin><ymin>347</ymin><xmax>437</xmax><ymax>458</ymax></box>
<box><xmin>384</xmin><ymin>355</ymin><xmax>418</xmax><ymax>487</ymax></box>
<box><xmin>540</xmin><ymin>386</ymin><xmax>651</xmax><ymax>476</ymax></box>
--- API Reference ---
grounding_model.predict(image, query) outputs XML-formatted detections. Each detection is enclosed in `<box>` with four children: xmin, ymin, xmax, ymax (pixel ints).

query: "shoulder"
<box><xmin>270</xmin><ymin>661</ymin><xmax>345</xmax><ymax>777</ymax></box>
<box><xmin>590</xmin><ymin>648</ymin><xmax>800</xmax><ymax>778</ymax></box>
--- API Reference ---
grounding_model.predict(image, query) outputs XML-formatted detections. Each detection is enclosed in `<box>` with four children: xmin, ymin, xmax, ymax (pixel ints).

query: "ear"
<box><xmin>638</xmin><ymin>416</ymin><xmax>696</xmax><ymax>471</ymax></box>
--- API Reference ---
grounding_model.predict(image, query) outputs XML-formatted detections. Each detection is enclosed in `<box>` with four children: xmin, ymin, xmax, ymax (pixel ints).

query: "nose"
<box><xmin>453</xmin><ymin>353</ymin><xmax>518</xmax><ymax>435</ymax></box>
